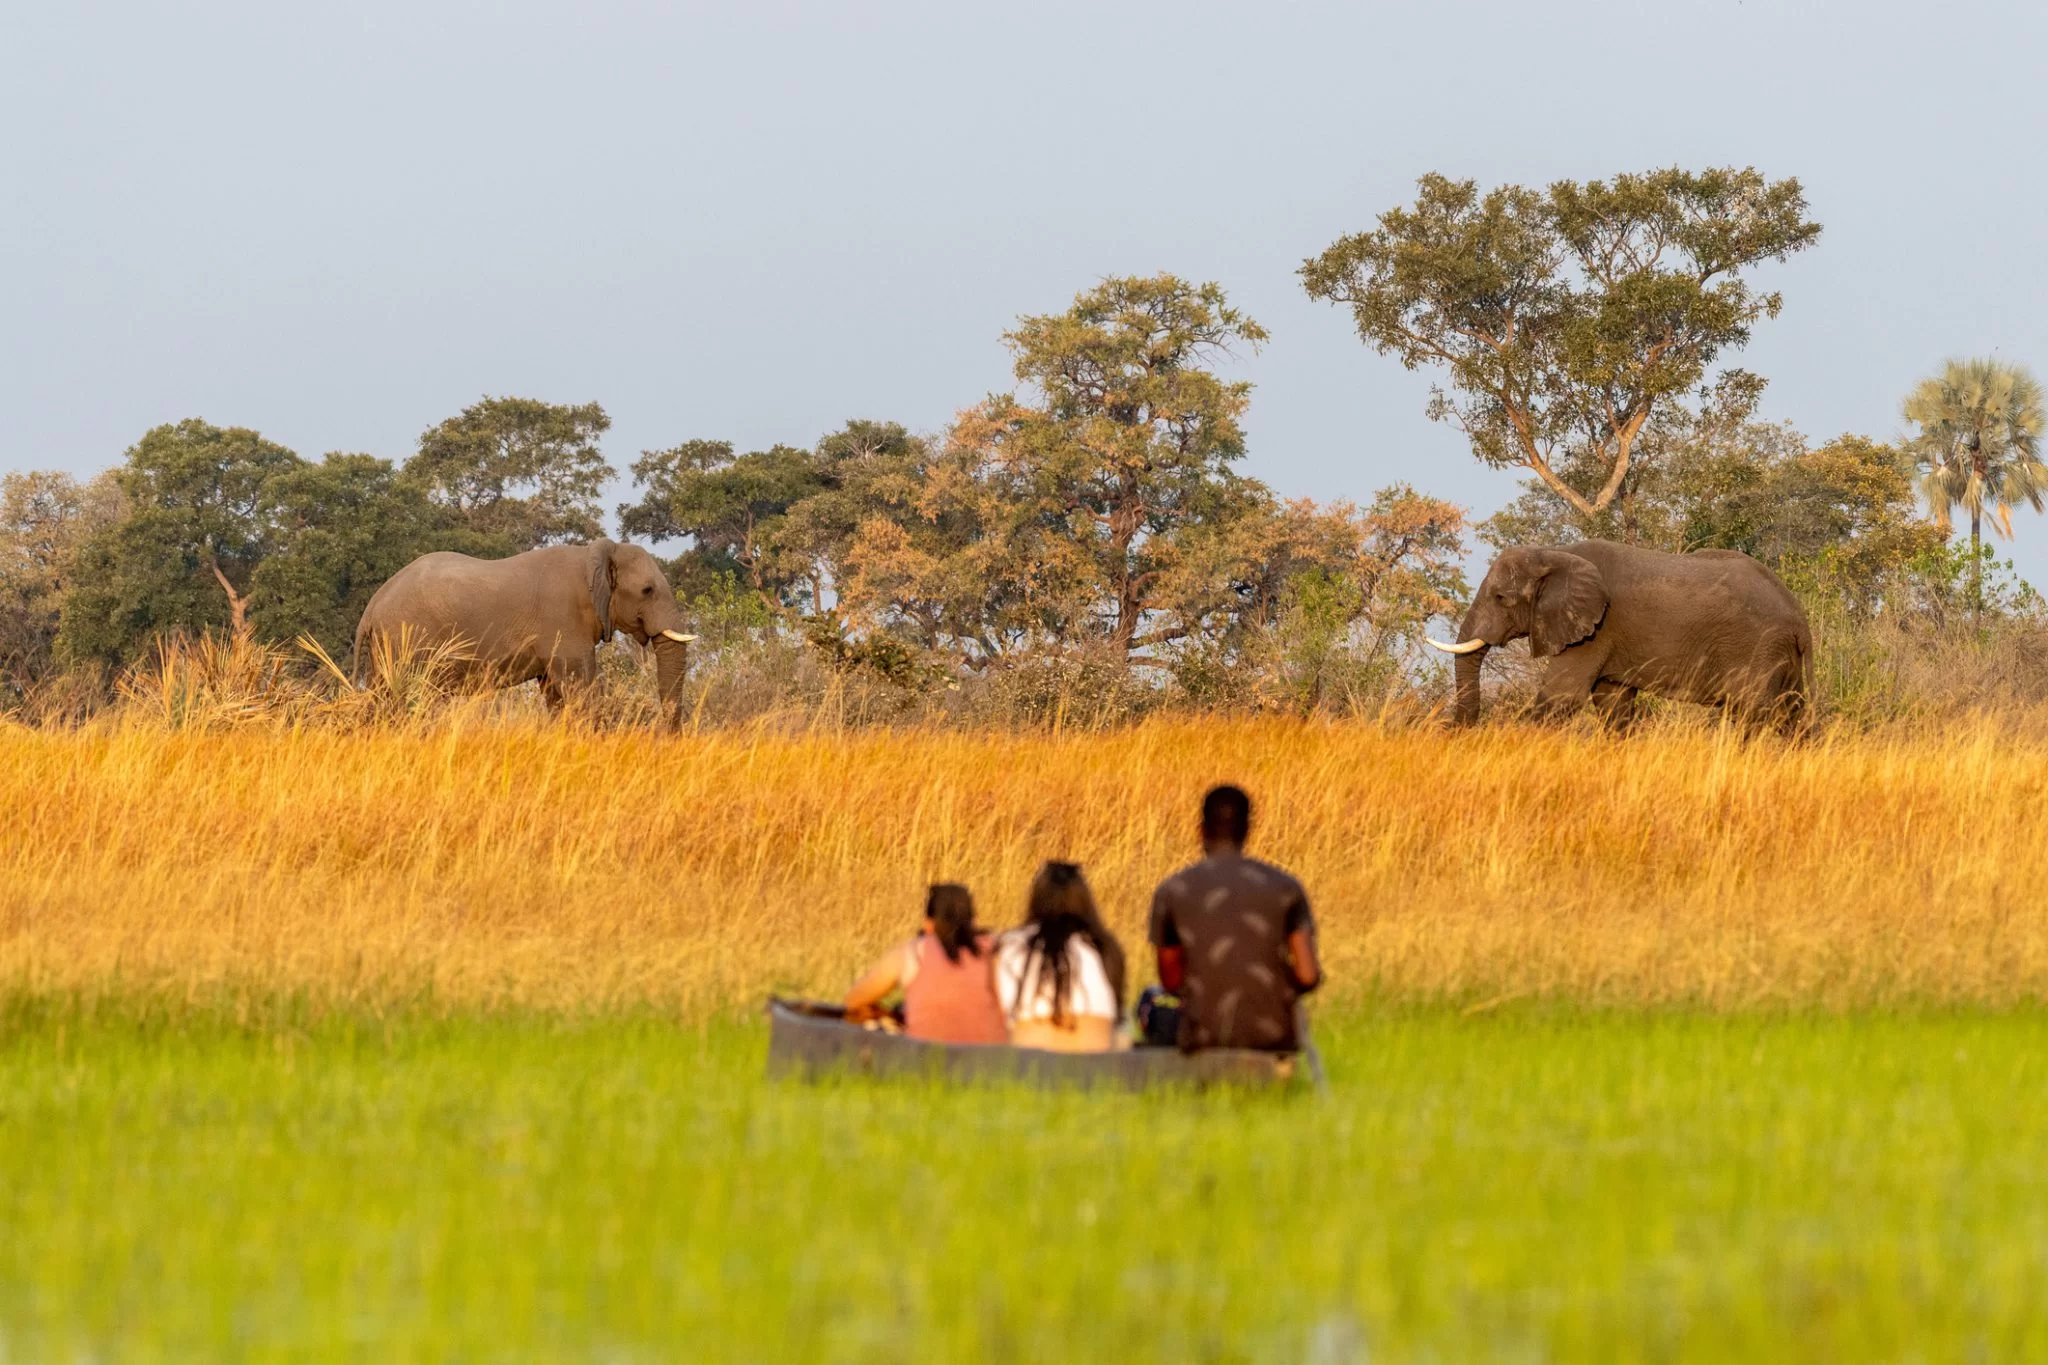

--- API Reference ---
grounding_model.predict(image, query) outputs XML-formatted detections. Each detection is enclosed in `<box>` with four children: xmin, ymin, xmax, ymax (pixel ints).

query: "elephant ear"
<box><xmin>1529</xmin><ymin>551</ymin><xmax>1607</xmax><ymax>658</ymax></box>
<box><xmin>588</xmin><ymin>539</ymin><xmax>617</xmax><ymax>641</ymax></box>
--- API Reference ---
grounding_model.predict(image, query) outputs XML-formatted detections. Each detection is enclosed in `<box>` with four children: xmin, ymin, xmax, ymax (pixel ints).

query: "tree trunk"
<box><xmin>1112</xmin><ymin>582</ymin><xmax>1142</xmax><ymax>655</ymax></box>
<box><xmin>1970</xmin><ymin>507</ymin><xmax>1983</xmax><ymax>633</ymax></box>
<box><xmin>1107</xmin><ymin>526</ymin><xmax>1142</xmax><ymax>654</ymax></box>
<box><xmin>205</xmin><ymin>555</ymin><xmax>252</xmax><ymax>642</ymax></box>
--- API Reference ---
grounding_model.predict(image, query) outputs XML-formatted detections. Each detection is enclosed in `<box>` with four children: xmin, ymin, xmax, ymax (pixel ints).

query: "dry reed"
<box><xmin>7</xmin><ymin>709</ymin><xmax>2048</xmax><ymax>1015</ymax></box>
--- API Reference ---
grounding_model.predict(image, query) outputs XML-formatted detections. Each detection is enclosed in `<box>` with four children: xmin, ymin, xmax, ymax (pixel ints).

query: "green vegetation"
<box><xmin>5</xmin><ymin>166</ymin><xmax>2048</xmax><ymax>725</ymax></box>
<box><xmin>1301</xmin><ymin>167</ymin><xmax>1822</xmax><ymax>529</ymax></box>
<box><xmin>1904</xmin><ymin>358</ymin><xmax>2048</xmax><ymax>625</ymax></box>
<box><xmin>409</xmin><ymin>395</ymin><xmax>616</xmax><ymax>551</ymax></box>
<box><xmin>6</xmin><ymin>1002</ymin><xmax>2046</xmax><ymax>1360</ymax></box>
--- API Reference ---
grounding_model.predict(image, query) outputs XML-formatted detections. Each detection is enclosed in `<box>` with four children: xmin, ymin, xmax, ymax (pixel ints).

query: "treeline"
<box><xmin>1297</xmin><ymin>165</ymin><xmax>2048</xmax><ymax>642</ymax></box>
<box><xmin>6</xmin><ymin>163</ymin><xmax>2047</xmax><ymax>725</ymax></box>
<box><xmin>0</xmin><ymin>397</ymin><xmax>614</xmax><ymax>685</ymax></box>
<box><xmin>0</xmin><ymin>277</ymin><xmax>1472</xmax><ymax>717</ymax></box>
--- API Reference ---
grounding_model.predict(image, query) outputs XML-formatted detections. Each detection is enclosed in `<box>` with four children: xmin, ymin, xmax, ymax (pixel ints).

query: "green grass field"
<box><xmin>5</xmin><ymin>1002</ymin><xmax>2045</xmax><ymax>1362</ymax></box>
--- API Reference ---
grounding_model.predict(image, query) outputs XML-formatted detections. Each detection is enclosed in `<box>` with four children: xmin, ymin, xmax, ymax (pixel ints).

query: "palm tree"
<box><xmin>1904</xmin><ymin>358</ymin><xmax>2048</xmax><ymax>627</ymax></box>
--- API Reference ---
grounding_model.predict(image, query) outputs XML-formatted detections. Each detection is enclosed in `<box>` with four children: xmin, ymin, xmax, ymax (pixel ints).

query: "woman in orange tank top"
<box><xmin>844</xmin><ymin>884</ymin><xmax>1008</xmax><ymax>1045</ymax></box>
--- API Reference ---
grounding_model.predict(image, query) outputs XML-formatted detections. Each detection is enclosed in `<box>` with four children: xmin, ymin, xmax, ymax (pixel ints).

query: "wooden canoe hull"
<box><xmin>765</xmin><ymin>998</ymin><xmax>1293</xmax><ymax>1090</ymax></box>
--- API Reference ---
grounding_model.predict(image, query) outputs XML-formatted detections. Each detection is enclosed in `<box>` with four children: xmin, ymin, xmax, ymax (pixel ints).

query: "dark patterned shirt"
<box><xmin>1148</xmin><ymin>850</ymin><xmax>1315</xmax><ymax>1052</ymax></box>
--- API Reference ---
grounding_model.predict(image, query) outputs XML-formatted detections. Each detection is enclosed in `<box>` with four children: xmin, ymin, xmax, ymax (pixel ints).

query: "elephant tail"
<box><xmin>1776</xmin><ymin>626</ymin><xmax>1816</xmax><ymax>733</ymax></box>
<box><xmin>351</xmin><ymin>611</ymin><xmax>377</xmax><ymax>689</ymax></box>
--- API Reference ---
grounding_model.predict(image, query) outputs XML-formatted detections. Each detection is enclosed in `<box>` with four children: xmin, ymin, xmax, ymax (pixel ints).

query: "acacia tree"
<box><xmin>974</xmin><ymin>274</ymin><xmax>1268</xmax><ymax>656</ymax></box>
<box><xmin>1904</xmin><ymin>358</ymin><xmax>2048</xmax><ymax>626</ymax></box>
<box><xmin>1301</xmin><ymin>168</ymin><xmax>1821</xmax><ymax>533</ymax></box>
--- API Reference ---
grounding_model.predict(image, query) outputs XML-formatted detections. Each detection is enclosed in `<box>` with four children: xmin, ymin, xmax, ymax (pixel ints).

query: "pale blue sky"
<box><xmin>5</xmin><ymin>1</ymin><xmax>2045</xmax><ymax>575</ymax></box>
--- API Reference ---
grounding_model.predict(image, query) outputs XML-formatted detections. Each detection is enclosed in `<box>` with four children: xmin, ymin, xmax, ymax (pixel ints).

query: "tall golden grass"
<box><xmin>9</xmin><ymin>700</ymin><xmax>2048</xmax><ymax>1015</ymax></box>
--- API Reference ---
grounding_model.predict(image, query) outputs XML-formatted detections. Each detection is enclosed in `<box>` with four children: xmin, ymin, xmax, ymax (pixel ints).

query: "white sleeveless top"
<box><xmin>993</xmin><ymin>927</ymin><xmax>1118</xmax><ymax>1023</ymax></box>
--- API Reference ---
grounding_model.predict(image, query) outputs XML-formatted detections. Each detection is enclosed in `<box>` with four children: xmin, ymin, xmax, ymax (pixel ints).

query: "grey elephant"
<box><xmin>353</xmin><ymin>539</ymin><xmax>696</xmax><ymax>719</ymax></box>
<box><xmin>1428</xmin><ymin>540</ymin><xmax>1812</xmax><ymax>730</ymax></box>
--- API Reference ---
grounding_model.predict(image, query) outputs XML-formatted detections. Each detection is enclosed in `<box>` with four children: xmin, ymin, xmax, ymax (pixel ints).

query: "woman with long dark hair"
<box><xmin>994</xmin><ymin>861</ymin><xmax>1127</xmax><ymax>1052</ymax></box>
<box><xmin>844</xmin><ymin>883</ymin><xmax>1007</xmax><ymax>1045</ymax></box>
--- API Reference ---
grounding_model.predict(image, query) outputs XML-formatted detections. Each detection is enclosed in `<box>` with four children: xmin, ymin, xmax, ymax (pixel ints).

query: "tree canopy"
<box><xmin>55</xmin><ymin>415</ymin><xmax>519</xmax><ymax>667</ymax></box>
<box><xmin>19</xmin><ymin>238</ymin><xmax>2048</xmax><ymax>717</ymax></box>
<box><xmin>1483</xmin><ymin>415</ymin><xmax>1943</xmax><ymax>612</ymax></box>
<box><xmin>249</xmin><ymin>453</ymin><xmax>454</xmax><ymax>654</ymax></box>
<box><xmin>608</xmin><ymin>271</ymin><xmax>1465</xmax><ymax>684</ymax></box>
<box><xmin>619</xmin><ymin>281</ymin><xmax>1300</xmax><ymax>667</ymax></box>
<box><xmin>1903</xmin><ymin>358</ymin><xmax>2048</xmax><ymax>624</ymax></box>
<box><xmin>972</xmin><ymin>273</ymin><xmax>1270</xmax><ymax>655</ymax></box>
<box><xmin>408</xmin><ymin>397</ymin><xmax>615</xmax><ymax>552</ymax></box>
<box><xmin>0</xmin><ymin>470</ymin><xmax>125</xmax><ymax>696</ymax></box>
<box><xmin>59</xmin><ymin>420</ymin><xmax>303</xmax><ymax>662</ymax></box>
<box><xmin>1302</xmin><ymin>167</ymin><xmax>1821</xmax><ymax>532</ymax></box>
<box><xmin>618</xmin><ymin>439</ymin><xmax>833</xmax><ymax>606</ymax></box>
<box><xmin>1904</xmin><ymin>359</ymin><xmax>2047</xmax><ymax>542</ymax></box>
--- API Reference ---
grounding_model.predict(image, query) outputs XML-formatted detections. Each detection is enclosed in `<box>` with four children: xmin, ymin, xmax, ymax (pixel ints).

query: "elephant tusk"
<box><xmin>659</xmin><ymin>630</ymin><xmax>698</xmax><ymax>643</ymax></box>
<box><xmin>1426</xmin><ymin>637</ymin><xmax>1488</xmax><ymax>655</ymax></box>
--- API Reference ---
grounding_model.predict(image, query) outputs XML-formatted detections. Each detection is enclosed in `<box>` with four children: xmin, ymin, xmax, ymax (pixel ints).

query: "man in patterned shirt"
<box><xmin>1148</xmin><ymin>785</ymin><xmax>1321</xmax><ymax>1052</ymax></box>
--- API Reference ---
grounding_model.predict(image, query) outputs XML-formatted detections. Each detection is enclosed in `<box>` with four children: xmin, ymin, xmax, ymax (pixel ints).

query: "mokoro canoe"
<box><xmin>765</xmin><ymin>998</ymin><xmax>1296</xmax><ymax>1090</ymax></box>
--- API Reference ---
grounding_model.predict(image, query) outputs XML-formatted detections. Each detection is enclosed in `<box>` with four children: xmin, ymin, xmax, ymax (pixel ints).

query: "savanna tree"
<box><xmin>963</xmin><ymin>274</ymin><xmax>1269</xmax><ymax>656</ymax></box>
<box><xmin>59</xmin><ymin>420</ymin><xmax>302</xmax><ymax>662</ymax></box>
<box><xmin>619</xmin><ymin>439</ymin><xmax>831</xmax><ymax>606</ymax></box>
<box><xmin>832</xmin><ymin>415</ymin><xmax>1090</xmax><ymax>664</ymax></box>
<box><xmin>1153</xmin><ymin>485</ymin><xmax>1468</xmax><ymax>710</ymax></box>
<box><xmin>0</xmin><ymin>470</ymin><xmax>126</xmax><ymax>693</ymax></box>
<box><xmin>55</xmin><ymin>421</ymin><xmax>474</xmax><ymax>667</ymax></box>
<box><xmin>408</xmin><ymin>396</ymin><xmax>614</xmax><ymax>552</ymax></box>
<box><xmin>1903</xmin><ymin>358</ymin><xmax>2047</xmax><ymax>625</ymax></box>
<box><xmin>1302</xmin><ymin>168</ymin><xmax>1821</xmax><ymax>536</ymax></box>
<box><xmin>250</xmin><ymin>452</ymin><xmax>455</xmax><ymax>656</ymax></box>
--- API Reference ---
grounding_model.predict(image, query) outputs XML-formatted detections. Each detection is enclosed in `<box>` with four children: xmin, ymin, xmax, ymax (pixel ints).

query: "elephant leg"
<box><xmin>1738</xmin><ymin>692</ymin><xmax>1807</xmax><ymax>741</ymax></box>
<box><xmin>1719</xmin><ymin>665</ymin><xmax>1799</xmax><ymax>739</ymax></box>
<box><xmin>1532</xmin><ymin>648</ymin><xmax>1605</xmax><ymax>721</ymax></box>
<box><xmin>1589</xmin><ymin>678</ymin><xmax>1641</xmax><ymax>733</ymax></box>
<box><xmin>1761</xmin><ymin>654</ymin><xmax>1811</xmax><ymax>738</ymax></box>
<box><xmin>541</xmin><ymin>649</ymin><xmax>598</xmax><ymax>717</ymax></box>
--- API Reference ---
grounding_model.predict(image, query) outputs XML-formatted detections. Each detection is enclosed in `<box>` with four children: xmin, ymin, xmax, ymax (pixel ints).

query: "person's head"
<box><xmin>1201</xmin><ymin>784</ymin><xmax>1252</xmax><ymax>852</ymax></box>
<box><xmin>1020</xmin><ymin>860</ymin><xmax>1126</xmax><ymax>1018</ymax></box>
<box><xmin>924</xmin><ymin>882</ymin><xmax>982</xmax><ymax>963</ymax></box>
<box><xmin>1027</xmin><ymin>861</ymin><xmax>1096</xmax><ymax>926</ymax></box>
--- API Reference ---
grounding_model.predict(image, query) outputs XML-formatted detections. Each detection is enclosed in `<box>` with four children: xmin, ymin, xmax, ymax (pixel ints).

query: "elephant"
<box><xmin>353</xmin><ymin>539</ymin><xmax>696</xmax><ymax>720</ymax></box>
<box><xmin>1428</xmin><ymin>540</ymin><xmax>1812</xmax><ymax>731</ymax></box>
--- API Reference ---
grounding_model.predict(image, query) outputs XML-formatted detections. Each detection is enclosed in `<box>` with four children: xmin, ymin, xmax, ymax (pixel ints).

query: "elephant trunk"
<box><xmin>653</xmin><ymin>634</ymin><xmax>690</xmax><ymax>728</ymax></box>
<box><xmin>1451</xmin><ymin>603</ymin><xmax>1488</xmax><ymax>725</ymax></box>
<box><xmin>1452</xmin><ymin>645</ymin><xmax>1488</xmax><ymax>725</ymax></box>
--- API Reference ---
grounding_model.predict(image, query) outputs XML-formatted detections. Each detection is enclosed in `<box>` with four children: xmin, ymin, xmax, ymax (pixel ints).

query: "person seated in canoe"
<box><xmin>1146</xmin><ymin>785</ymin><xmax>1320</xmax><ymax>1053</ymax></box>
<box><xmin>994</xmin><ymin>861</ymin><xmax>1127</xmax><ymax>1053</ymax></box>
<box><xmin>843</xmin><ymin>883</ymin><xmax>1009</xmax><ymax>1045</ymax></box>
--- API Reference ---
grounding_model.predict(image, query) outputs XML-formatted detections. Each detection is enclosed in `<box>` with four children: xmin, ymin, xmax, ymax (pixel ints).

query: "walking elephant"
<box><xmin>353</xmin><ymin>540</ymin><xmax>696</xmax><ymax>720</ymax></box>
<box><xmin>1428</xmin><ymin>541</ymin><xmax>1812</xmax><ymax>730</ymax></box>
